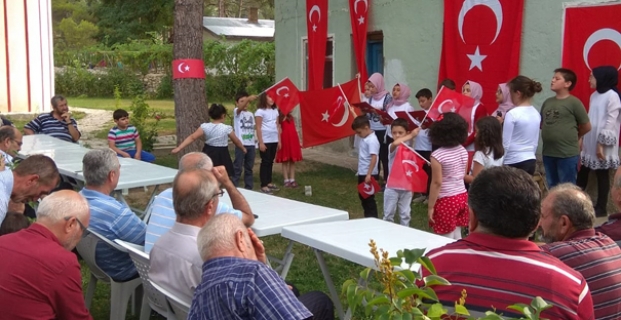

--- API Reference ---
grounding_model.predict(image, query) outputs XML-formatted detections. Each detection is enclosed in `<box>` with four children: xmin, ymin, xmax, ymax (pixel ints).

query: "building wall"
<box><xmin>0</xmin><ymin>0</ymin><xmax>54</xmax><ymax>113</ymax></box>
<box><xmin>275</xmin><ymin>0</ymin><xmax>619</xmax><ymax>152</ymax></box>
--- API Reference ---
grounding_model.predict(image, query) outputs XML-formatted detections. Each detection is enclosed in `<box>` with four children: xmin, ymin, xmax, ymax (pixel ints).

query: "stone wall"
<box><xmin>143</xmin><ymin>73</ymin><xmax>166</xmax><ymax>96</ymax></box>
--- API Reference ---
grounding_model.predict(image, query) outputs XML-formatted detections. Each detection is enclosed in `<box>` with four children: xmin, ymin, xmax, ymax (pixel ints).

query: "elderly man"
<box><xmin>0</xmin><ymin>126</ymin><xmax>22</xmax><ymax>165</ymax></box>
<box><xmin>79</xmin><ymin>149</ymin><xmax>145</xmax><ymax>281</ymax></box>
<box><xmin>423</xmin><ymin>167</ymin><xmax>594</xmax><ymax>319</ymax></box>
<box><xmin>144</xmin><ymin>152</ymin><xmax>253</xmax><ymax>253</ymax></box>
<box><xmin>189</xmin><ymin>214</ymin><xmax>334</xmax><ymax>320</ymax></box>
<box><xmin>0</xmin><ymin>190</ymin><xmax>92</xmax><ymax>319</ymax></box>
<box><xmin>24</xmin><ymin>95</ymin><xmax>81</xmax><ymax>142</ymax></box>
<box><xmin>595</xmin><ymin>166</ymin><xmax>621</xmax><ymax>241</ymax></box>
<box><xmin>539</xmin><ymin>183</ymin><xmax>621</xmax><ymax>319</ymax></box>
<box><xmin>0</xmin><ymin>154</ymin><xmax>59</xmax><ymax>224</ymax></box>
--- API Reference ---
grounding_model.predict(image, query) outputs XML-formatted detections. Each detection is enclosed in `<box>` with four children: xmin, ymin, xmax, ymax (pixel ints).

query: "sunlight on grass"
<box><xmin>68</xmin><ymin>97</ymin><xmax>236</xmax><ymax>116</ymax></box>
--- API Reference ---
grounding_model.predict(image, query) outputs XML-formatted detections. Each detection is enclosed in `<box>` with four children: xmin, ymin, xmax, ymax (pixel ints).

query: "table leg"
<box><xmin>267</xmin><ymin>240</ymin><xmax>295</xmax><ymax>279</ymax></box>
<box><xmin>314</xmin><ymin>249</ymin><xmax>348</xmax><ymax>320</ymax></box>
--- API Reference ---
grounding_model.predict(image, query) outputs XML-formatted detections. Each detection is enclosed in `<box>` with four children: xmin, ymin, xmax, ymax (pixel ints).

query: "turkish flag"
<box><xmin>358</xmin><ymin>177</ymin><xmax>380</xmax><ymax>199</ymax></box>
<box><xmin>427</xmin><ymin>87</ymin><xmax>477</xmax><ymax>125</ymax></box>
<box><xmin>306</xmin><ymin>0</ymin><xmax>328</xmax><ymax>90</ymax></box>
<box><xmin>266</xmin><ymin>78</ymin><xmax>301</xmax><ymax>116</ymax></box>
<box><xmin>172</xmin><ymin>59</ymin><xmax>205</xmax><ymax>79</ymax></box>
<box><xmin>387</xmin><ymin>145</ymin><xmax>428</xmax><ymax>193</ymax></box>
<box><xmin>439</xmin><ymin>0</ymin><xmax>524</xmax><ymax>115</ymax></box>
<box><xmin>394</xmin><ymin>110</ymin><xmax>434</xmax><ymax>131</ymax></box>
<box><xmin>562</xmin><ymin>3</ymin><xmax>621</xmax><ymax>111</ymax></box>
<box><xmin>349</xmin><ymin>0</ymin><xmax>370</xmax><ymax>85</ymax></box>
<box><xmin>299</xmin><ymin>79</ymin><xmax>361</xmax><ymax>148</ymax></box>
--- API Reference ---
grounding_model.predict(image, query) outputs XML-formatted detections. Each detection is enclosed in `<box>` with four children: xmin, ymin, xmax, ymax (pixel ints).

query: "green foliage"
<box><xmin>55</xmin><ymin>64</ymin><xmax>144</xmax><ymax>98</ymax></box>
<box><xmin>127</xmin><ymin>94</ymin><xmax>160</xmax><ymax>152</ymax></box>
<box><xmin>342</xmin><ymin>242</ymin><xmax>554</xmax><ymax>320</ymax></box>
<box><xmin>57</xmin><ymin>18</ymin><xmax>99</xmax><ymax>50</ymax></box>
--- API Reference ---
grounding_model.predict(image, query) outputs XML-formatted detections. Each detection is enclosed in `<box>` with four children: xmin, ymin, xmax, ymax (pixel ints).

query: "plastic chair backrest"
<box><xmin>76</xmin><ymin>231</ymin><xmax>112</xmax><ymax>283</ymax></box>
<box><xmin>149</xmin><ymin>280</ymin><xmax>191</xmax><ymax>320</ymax></box>
<box><xmin>114</xmin><ymin>239</ymin><xmax>171</xmax><ymax>315</ymax></box>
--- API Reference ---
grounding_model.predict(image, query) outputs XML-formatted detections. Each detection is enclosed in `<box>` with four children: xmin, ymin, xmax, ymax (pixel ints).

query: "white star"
<box><xmin>284</xmin><ymin>93</ymin><xmax>289</xmax><ymax>98</ymax></box>
<box><xmin>312</xmin><ymin>24</ymin><xmax>317</xmax><ymax>32</ymax></box>
<box><xmin>450</xmin><ymin>107</ymin><xmax>457</xmax><ymax>112</ymax></box>
<box><xmin>406</xmin><ymin>170</ymin><xmax>413</xmax><ymax>177</ymax></box>
<box><xmin>358</xmin><ymin>16</ymin><xmax>365</xmax><ymax>25</ymax></box>
<box><xmin>466</xmin><ymin>46</ymin><xmax>487</xmax><ymax>71</ymax></box>
<box><xmin>184</xmin><ymin>65</ymin><xmax>190</xmax><ymax>71</ymax></box>
<box><xmin>364</xmin><ymin>184</ymin><xmax>371</xmax><ymax>190</ymax></box>
<box><xmin>321</xmin><ymin>110</ymin><xmax>330</xmax><ymax>122</ymax></box>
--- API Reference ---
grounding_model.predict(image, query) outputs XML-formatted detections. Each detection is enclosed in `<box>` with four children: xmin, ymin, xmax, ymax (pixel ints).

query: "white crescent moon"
<box><xmin>309</xmin><ymin>5</ymin><xmax>321</xmax><ymax>23</ymax></box>
<box><xmin>276</xmin><ymin>86</ymin><xmax>290</xmax><ymax>96</ymax></box>
<box><xmin>583</xmin><ymin>28</ymin><xmax>621</xmax><ymax>71</ymax></box>
<box><xmin>402</xmin><ymin>160</ymin><xmax>420</xmax><ymax>172</ymax></box>
<box><xmin>177</xmin><ymin>62</ymin><xmax>186</xmax><ymax>74</ymax></box>
<box><xmin>364</xmin><ymin>183</ymin><xmax>375</xmax><ymax>195</ymax></box>
<box><xmin>437</xmin><ymin>99</ymin><xmax>453</xmax><ymax>114</ymax></box>
<box><xmin>331</xmin><ymin>97</ymin><xmax>349</xmax><ymax>127</ymax></box>
<box><xmin>354</xmin><ymin>0</ymin><xmax>368</xmax><ymax>14</ymax></box>
<box><xmin>458</xmin><ymin>0</ymin><xmax>503</xmax><ymax>44</ymax></box>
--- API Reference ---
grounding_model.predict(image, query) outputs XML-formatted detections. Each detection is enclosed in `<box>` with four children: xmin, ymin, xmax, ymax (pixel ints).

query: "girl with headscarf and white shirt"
<box><xmin>494</xmin><ymin>83</ymin><xmax>514</xmax><ymax>119</ymax></box>
<box><xmin>461</xmin><ymin>81</ymin><xmax>488</xmax><ymax>152</ymax></box>
<box><xmin>366</xmin><ymin>73</ymin><xmax>393</xmax><ymax>184</ymax></box>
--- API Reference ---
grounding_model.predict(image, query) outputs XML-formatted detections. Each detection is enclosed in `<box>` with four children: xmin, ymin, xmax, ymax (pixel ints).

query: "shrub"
<box><xmin>55</xmin><ymin>66</ymin><xmax>144</xmax><ymax>98</ymax></box>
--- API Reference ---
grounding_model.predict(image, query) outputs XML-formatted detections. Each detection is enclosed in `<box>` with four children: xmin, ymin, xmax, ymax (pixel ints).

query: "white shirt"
<box><xmin>0</xmin><ymin>170</ymin><xmax>13</xmax><ymax>225</ymax></box>
<box><xmin>502</xmin><ymin>106</ymin><xmax>541</xmax><ymax>164</ymax></box>
<box><xmin>358</xmin><ymin>133</ymin><xmax>380</xmax><ymax>175</ymax></box>
<box><xmin>200</xmin><ymin>123</ymin><xmax>233</xmax><ymax>147</ymax></box>
<box><xmin>233</xmin><ymin>108</ymin><xmax>256</xmax><ymax>147</ymax></box>
<box><xmin>387</xmin><ymin>102</ymin><xmax>415</xmax><ymax>139</ymax></box>
<box><xmin>149</xmin><ymin>222</ymin><xmax>203</xmax><ymax>304</ymax></box>
<box><xmin>471</xmin><ymin>149</ymin><xmax>504</xmax><ymax>172</ymax></box>
<box><xmin>369</xmin><ymin>97</ymin><xmax>387</xmax><ymax>132</ymax></box>
<box><xmin>255</xmin><ymin>108</ymin><xmax>279</xmax><ymax>143</ymax></box>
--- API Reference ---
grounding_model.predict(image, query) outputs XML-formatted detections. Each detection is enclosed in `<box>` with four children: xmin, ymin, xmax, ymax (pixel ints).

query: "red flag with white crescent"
<box><xmin>387</xmin><ymin>145</ymin><xmax>428</xmax><ymax>193</ymax></box>
<box><xmin>562</xmin><ymin>3</ymin><xmax>621</xmax><ymax>111</ymax></box>
<box><xmin>266</xmin><ymin>78</ymin><xmax>301</xmax><ymax>116</ymax></box>
<box><xmin>172</xmin><ymin>59</ymin><xmax>205</xmax><ymax>79</ymax></box>
<box><xmin>306</xmin><ymin>0</ymin><xmax>328</xmax><ymax>90</ymax></box>
<box><xmin>438</xmin><ymin>0</ymin><xmax>524</xmax><ymax>115</ymax></box>
<box><xmin>426</xmin><ymin>86</ymin><xmax>477</xmax><ymax>124</ymax></box>
<box><xmin>349</xmin><ymin>0</ymin><xmax>370</xmax><ymax>85</ymax></box>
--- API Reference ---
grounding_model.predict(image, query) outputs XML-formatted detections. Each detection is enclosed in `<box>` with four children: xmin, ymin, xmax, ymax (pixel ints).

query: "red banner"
<box><xmin>562</xmin><ymin>3</ymin><xmax>621</xmax><ymax>111</ymax></box>
<box><xmin>300</xmin><ymin>79</ymin><xmax>361</xmax><ymax>148</ymax></box>
<box><xmin>386</xmin><ymin>145</ymin><xmax>428</xmax><ymax>193</ymax></box>
<box><xmin>306</xmin><ymin>0</ymin><xmax>328</xmax><ymax>90</ymax></box>
<box><xmin>438</xmin><ymin>0</ymin><xmax>523</xmax><ymax>115</ymax></box>
<box><xmin>266</xmin><ymin>78</ymin><xmax>301</xmax><ymax>116</ymax></box>
<box><xmin>349</xmin><ymin>0</ymin><xmax>370</xmax><ymax>85</ymax></box>
<box><xmin>172</xmin><ymin>59</ymin><xmax>205</xmax><ymax>79</ymax></box>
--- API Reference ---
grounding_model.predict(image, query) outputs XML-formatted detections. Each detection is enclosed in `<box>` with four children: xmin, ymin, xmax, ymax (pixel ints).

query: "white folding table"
<box><xmin>281</xmin><ymin>218</ymin><xmax>456</xmax><ymax>320</ymax></box>
<box><xmin>19</xmin><ymin>135</ymin><xmax>178</xmax><ymax>214</ymax></box>
<box><xmin>219</xmin><ymin>188</ymin><xmax>349</xmax><ymax>279</ymax></box>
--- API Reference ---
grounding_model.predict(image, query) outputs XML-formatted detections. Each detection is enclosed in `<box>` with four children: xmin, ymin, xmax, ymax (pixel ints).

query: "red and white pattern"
<box><xmin>430</xmin><ymin>192</ymin><xmax>468</xmax><ymax>235</ymax></box>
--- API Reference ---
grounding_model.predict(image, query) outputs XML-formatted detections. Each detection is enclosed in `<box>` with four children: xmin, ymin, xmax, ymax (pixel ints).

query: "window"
<box><xmin>302</xmin><ymin>37</ymin><xmax>334</xmax><ymax>90</ymax></box>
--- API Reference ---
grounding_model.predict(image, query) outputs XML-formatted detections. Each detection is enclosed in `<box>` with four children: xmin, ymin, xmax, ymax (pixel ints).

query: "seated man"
<box><xmin>24</xmin><ymin>95</ymin><xmax>81</xmax><ymax>142</ymax></box>
<box><xmin>144</xmin><ymin>152</ymin><xmax>254</xmax><ymax>253</ymax></box>
<box><xmin>595</xmin><ymin>166</ymin><xmax>621</xmax><ymax>241</ymax></box>
<box><xmin>423</xmin><ymin>166</ymin><xmax>594</xmax><ymax>319</ymax></box>
<box><xmin>540</xmin><ymin>183</ymin><xmax>621</xmax><ymax>319</ymax></box>
<box><xmin>189</xmin><ymin>214</ymin><xmax>334</xmax><ymax>320</ymax></box>
<box><xmin>0</xmin><ymin>126</ymin><xmax>22</xmax><ymax>165</ymax></box>
<box><xmin>0</xmin><ymin>190</ymin><xmax>92</xmax><ymax>319</ymax></box>
<box><xmin>80</xmin><ymin>148</ymin><xmax>146</xmax><ymax>281</ymax></box>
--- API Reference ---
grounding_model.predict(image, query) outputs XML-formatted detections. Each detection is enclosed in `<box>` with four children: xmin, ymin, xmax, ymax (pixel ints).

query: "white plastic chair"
<box><xmin>616</xmin><ymin>240</ymin><xmax>621</xmax><ymax>248</ymax></box>
<box><xmin>149</xmin><ymin>280</ymin><xmax>191</xmax><ymax>320</ymax></box>
<box><xmin>115</xmin><ymin>239</ymin><xmax>176</xmax><ymax>320</ymax></box>
<box><xmin>76</xmin><ymin>229</ymin><xmax>142</xmax><ymax>320</ymax></box>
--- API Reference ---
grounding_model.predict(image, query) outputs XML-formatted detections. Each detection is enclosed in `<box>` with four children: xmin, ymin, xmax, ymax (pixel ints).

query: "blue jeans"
<box><xmin>543</xmin><ymin>155</ymin><xmax>579</xmax><ymax>188</ymax></box>
<box><xmin>119</xmin><ymin>150</ymin><xmax>156</xmax><ymax>163</ymax></box>
<box><xmin>233</xmin><ymin>146</ymin><xmax>255</xmax><ymax>189</ymax></box>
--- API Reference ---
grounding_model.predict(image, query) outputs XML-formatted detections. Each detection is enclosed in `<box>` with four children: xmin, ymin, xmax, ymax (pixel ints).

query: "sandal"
<box><xmin>267</xmin><ymin>184</ymin><xmax>280</xmax><ymax>191</ymax></box>
<box><xmin>290</xmin><ymin>181</ymin><xmax>299</xmax><ymax>188</ymax></box>
<box><xmin>260</xmin><ymin>188</ymin><xmax>273</xmax><ymax>194</ymax></box>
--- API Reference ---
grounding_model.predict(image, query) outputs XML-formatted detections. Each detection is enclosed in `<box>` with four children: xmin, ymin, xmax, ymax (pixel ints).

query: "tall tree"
<box><xmin>174</xmin><ymin>0</ymin><xmax>208</xmax><ymax>157</ymax></box>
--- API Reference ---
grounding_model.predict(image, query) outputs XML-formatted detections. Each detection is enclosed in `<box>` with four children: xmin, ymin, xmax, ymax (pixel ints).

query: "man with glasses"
<box><xmin>0</xmin><ymin>190</ymin><xmax>92</xmax><ymax>319</ymax></box>
<box><xmin>79</xmin><ymin>148</ymin><xmax>146</xmax><ymax>282</ymax></box>
<box><xmin>0</xmin><ymin>126</ymin><xmax>22</xmax><ymax>165</ymax></box>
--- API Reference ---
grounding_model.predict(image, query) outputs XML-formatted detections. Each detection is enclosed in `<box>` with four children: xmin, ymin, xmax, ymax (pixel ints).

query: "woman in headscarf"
<box><xmin>494</xmin><ymin>83</ymin><xmax>514</xmax><ymax>119</ymax></box>
<box><xmin>388</xmin><ymin>83</ymin><xmax>414</xmax><ymax>116</ymax></box>
<box><xmin>461</xmin><ymin>80</ymin><xmax>488</xmax><ymax>170</ymax></box>
<box><xmin>366</xmin><ymin>73</ymin><xmax>393</xmax><ymax>185</ymax></box>
<box><xmin>577</xmin><ymin>65</ymin><xmax>621</xmax><ymax>217</ymax></box>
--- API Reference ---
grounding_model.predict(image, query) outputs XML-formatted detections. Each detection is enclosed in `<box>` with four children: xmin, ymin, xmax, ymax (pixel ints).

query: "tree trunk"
<box><xmin>238</xmin><ymin>0</ymin><xmax>243</xmax><ymax>18</ymax></box>
<box><xmin>173</xmin><ymin>0</ymin><xmax>207</xmax><ymax>158</ymax></box>
<box><xmin>218</xmin><ymin>0</ymin><xmax>225</xmax><ymax>17</ymax></box>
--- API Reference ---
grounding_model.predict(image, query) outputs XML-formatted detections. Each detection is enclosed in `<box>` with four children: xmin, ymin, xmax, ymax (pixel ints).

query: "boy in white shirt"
<box><xmin>352</xmin><ymin>116</ymin><xmax>380</xmax><ymax>218</ymax></box>
<box><xmin>413</xmin><ymin>88</ymin><xmax>433</xmax><ymax>203</ymax></box>
<box><xmin>233</xmin><ymin>91</ymin><xmax>258</xmax><ymax>190</ymax></box>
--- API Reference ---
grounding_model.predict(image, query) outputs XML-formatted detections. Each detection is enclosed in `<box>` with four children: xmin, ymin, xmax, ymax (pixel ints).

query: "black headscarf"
<box><xmin>593</xmin><ymin>66</ymin><xmax>620</xmax><ymax>98</ymax></box>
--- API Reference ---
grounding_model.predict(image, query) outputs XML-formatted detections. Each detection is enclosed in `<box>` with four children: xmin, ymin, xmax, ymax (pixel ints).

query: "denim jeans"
<box><xmin>233</xmin><ymin>146</ymin><xmax>255</xmax><ymax>190</ymax></box>
<box><xmin>119</xmin><ymin>150</ymin><xmax>156</xmax><ymax>163</ymax></box>
<box><xmin>542</xmin><ymin>155</ymin><xmax>579</xmax><ymax>188</ymax></box>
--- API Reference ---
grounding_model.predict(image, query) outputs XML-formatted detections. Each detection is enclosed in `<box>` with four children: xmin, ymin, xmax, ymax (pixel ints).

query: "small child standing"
<box><xmin>256</xmin><ymin>94</ymin><xmax>281</xmax><ymax>194</ymax></box>
<box><xmin>412</xmin><ymin>88</ymin><xmax>433</xmax><ymax>203</ymax></box>
<box><xmin>275</xmin><ymin>112</ymin><xmax>302</xmax><ymax>188</ymax></box>
<box><xmin>233</xmin><ymin>91</ymin><xmax>258</xmax><ymax>190</ymax></box>
<box><xmin>464</xmin><ymin>116</ymin><xmax>505</xmax><ymax>184</ymax></box>
<box><xmin>352</xmin><ymin>115</ymin><xmax>380</xmax><ymax>218</ymax></box>
<box><xmin>427</xmin><ymin>113</ymin><xmax>469</xmax><ymax>239</ymax></box>
<box><xmin>383</xmin><ymin>118</ymin><xmax>420</xmax><ymax>226</ymax></box>
<box><xmin>172</xmin><ymin>104</ymin><xmax>246</xmax><ymax>178</ymax></box>
<box><xmin>108</xmin><ymin>109</ymin><xmax>156</xmax><ymax>163</ymax></box>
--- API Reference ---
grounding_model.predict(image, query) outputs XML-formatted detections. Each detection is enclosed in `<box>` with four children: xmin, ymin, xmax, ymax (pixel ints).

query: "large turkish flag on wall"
<box><xmin>349</xmin><ymin>0</ymin><xmax>370</xmax><ymax>85</ymax></box>
<box><xmin>562</xmin><ymin>3</ymin><xmax>621</xmax><ymax>111</ymax></box>
<box><xmin>306</xmin><ymin>0</ymin><xmax>328</xmax><ymax>91</ymax></box>
<box><xmin>438</xmin><ymin>0</ymin><xmax>524</xmax><ymax>115</ymax></box>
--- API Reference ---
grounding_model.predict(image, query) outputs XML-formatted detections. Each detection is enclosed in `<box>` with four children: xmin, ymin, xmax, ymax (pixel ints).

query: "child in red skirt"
<box><xmin>276</xmin><ymin>112</ymin><xmax>303</xmax><ymax>188</ymax></box>
<box><xmin>427</xmin><ymin>113</ymin><xmax>469</xmax><ymax>239</ymax></box>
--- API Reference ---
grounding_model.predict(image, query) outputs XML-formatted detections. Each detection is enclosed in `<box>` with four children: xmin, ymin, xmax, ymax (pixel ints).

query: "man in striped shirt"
<box><xmin>24</xmin><ymin>95</ymin><xmax>81</xmax><ymax>142</ymax></box>
<box><xmin>423</xmin><ymin>166</ymin><xmax>594</xmax><ymax>319</ymax></box>
<box><xmin>540</xmin><ymin>183</ymin><xmax>621</xmax><ymax>320</ymax></box>
<box><xmin>79</xmin><ymin>149</ymin><xmax>146</xmax><ymax>281</ymax></box>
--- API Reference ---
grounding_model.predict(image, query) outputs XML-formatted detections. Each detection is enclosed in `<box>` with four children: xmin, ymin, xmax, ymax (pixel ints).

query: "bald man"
<box><xmin>0</xmin><ymin>190</ymin><xmax>92</xmax><ymax>319</ymax></box>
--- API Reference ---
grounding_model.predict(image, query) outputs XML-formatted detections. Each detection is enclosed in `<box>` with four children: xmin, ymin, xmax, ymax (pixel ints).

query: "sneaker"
<box><xmin>290</xmin><ymin>181</ymin><xmax>299</xmax><ymax>188</ymax></box>
<box><xmin>412</xmin><ymin>195</ymin><xmax>427</xmax><ymax>203</ymax></box>
<box><xmin>267</xmin><ymin>184</ymin><xmax>280</xmax><ymax>191</ymax></box>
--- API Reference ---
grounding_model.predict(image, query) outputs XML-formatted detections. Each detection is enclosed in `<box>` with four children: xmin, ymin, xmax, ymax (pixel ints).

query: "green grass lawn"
<box><xmin>68</xmin><ymin>97</ymin><xmax>236</xmax><ymax>116</ymax></box>
<box><xmin>85</xmin><ymin>155</ymin><xmax>431</xmax><ymax>320</ymax></box>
